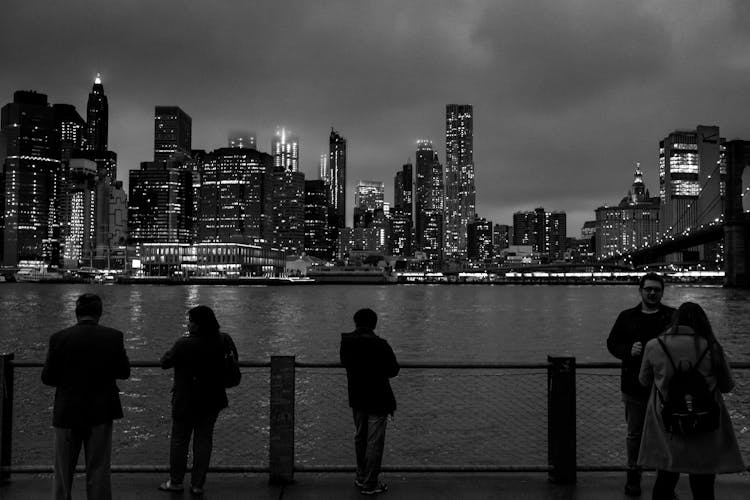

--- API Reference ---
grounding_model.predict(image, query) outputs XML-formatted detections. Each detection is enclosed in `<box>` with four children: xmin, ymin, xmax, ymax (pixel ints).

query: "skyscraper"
<box><xmin>84</xmin><ymin>74</ymin><xmax>108</xmax><ymax>153</ymax></box>
<box><xmin>198</xmin><ymin>147</ymin><xmax>274</xmax><ymax>244</ymax></box>
<box><xmin>512</xmin><ymin>208</ymin><xmax>567</xmax><ymax>261</ymax></box>
<box><xmin>467</xmin><ymin>215</ymin><xmax>493</xmax><ymax>261</ymax></box>
<box><xmin>444</xmin><ymin>104</ymin><xmax>475</xmax><ymax>258</ymax></box>
<box><xmin>415</xmin><ymin>140</ymin><xmax>444</xmax><ymax>261</ymax></box>
<box><xmin>304</xmin><ymin>179</ymin><xmax>330</xmax><ymax>259</ymax></box>
<box><xmin>329</xmin><ymin>128</ymin><xmax>346</xmax><ymax>228</ymax></box>
<box><xmin>128</xmin><ymin>161</ymin><xmax>194</xmax><ymax>243</ymax></box>
<box><xmin>272</xmin><ymin>169</ymin><xmax>306</xmax><ymax>255</ymax></box>
<box><xmin>353</xmin><ymin>181</ymin><xmax>386</xmax><ymax>253</ymax></box>
<box><xmin>595</xmin><ymin>165</ymin><xmax>660</xmax><ymax>259</ymax></box>
<box><xmin>658</xmin><ymin>126</ymin><xmax>725</xmax><ymax>261</ymax></box>
<box><xmin>154</xmin><ymin>106</ymin><xmax>192</xmax><ymax>164</ymax></box>
<box><xmin>61</xmin><ymin>158</ymin><xmax>97</xmax><ymax>267</ymax></box>
<box><xmin>0</xmin><ymin>91</ymin><xmax>62</xmax><ymax>266</ymax></box>
<box><xmin>391</xmin><ymin>162</ymin><xmax>414</xmax><ymax>256</ymax></box>
<box><xmin>272</xmin><ymin>127</ymin><xmax>299</xmax><ymax>172</ymax></box>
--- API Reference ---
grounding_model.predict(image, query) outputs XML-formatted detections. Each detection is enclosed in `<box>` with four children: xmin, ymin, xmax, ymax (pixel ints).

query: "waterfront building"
<box><xmin>304</xmin><ymin>179</ymin><xmax>330</xmax><ymax>259</ymax></box>
<box><xmin>493</xmin><ymin>224</ymin><xmax>511</xmax><ymax>254</ymax></box>
<box><xmin>228</xmin><ymin>131</ymin><xmax>256</xmax><ymax>150</ymax></box>
<box><xmin>198</xmin><ymin>147</ymin><xmax>273</xmax><ymax>245</ymax></box>
<box><xmin>391</xmin><ymin>162</ymin><xmax>414</xmax><ymax>256</ymax></box>
<box><xmin>415</xmin><ymin>140</ymin><xmax>444</xmax><ymax>261</ymax></box>
<box><xmin>138</xmin><ymin>241</ymin><xmax>285</xmax><ymax>277</ymax></box>
<box><xmin>512</xmin><ymin>208</ymin><xmax>567</xmax><ymax>261</ymax></box>
<box><xmin>467</xmin><ymin>215</ymin><xmax>493</xmax><ymax>261</ymax></box>
<box><xmin>329</xmin><ymin>128</ymin><xmax>346</xmax><ymax>229</ymax></box>
<box><xmin>128</xmin><ymin>161</ymin><xmax>194</xmax><ymax>243</ymax></box>
<box><xmin>61</xmin><ymin>158</ymin><xmax>97</xmax><ymax>267</ymax></box>
<box><xmin>272</xmin><ymin>127</ymin><xmax>299</xmax><ymax>173</ymax></box>
<box><xmin>0</xmin><ymin>91</ymin><xmax>62</xmax><ymax>266</ymax></box>
<box><xmin>659</xmin><ymin>126</ymin><xmax>725</xmax><ymax>262</ymax></box>
<box><xmin>353</xmin><ymin>180</ymin><xmax>387</xmax><ymax>253</ymax></box>
<box><xmin>444</xmin><ymin>104</ymin><xmax>475</xmax><ymax>258</ymax></box>
<box><xmin>92</xmin><ymin>179</ymin><xmax>128</xmax><ymax>268</ymax></box>
<box><xmin>595</xmin><ymin>165</ymin><xmax>660</xmax><ymax>259</ymax></box>
<box><xmin>272</xmin><ymin>169</ymin><xmax>305</xmax><ymax>255</ymax></box>
<box><xmin>154</xmin><ymin>106</ymin><xmax>192</xmax><ymax>164</ymax></box>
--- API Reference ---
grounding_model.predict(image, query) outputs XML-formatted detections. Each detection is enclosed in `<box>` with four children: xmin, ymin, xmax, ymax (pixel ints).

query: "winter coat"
<box><xmin>607</xmin><ymin>303</ymin><xmax>676</xmax><ymax>400</ymax></box>
<box><xmin>637</xmin><ymin>326</ymin><xmax>745</xmax><ymax>473</ymax></box>
<box><xmin>161</xmin><ymin>332</ymin><xmax>235</xmax><ymax>421</ymax></box>
<box><xmin>340</xmin><ymin>328</ymin><xmax>400</xmax><ymax>415</ymax></box>
<box><xmin>42</xmin><ymin>319</ymin><xmax>131</xmax><ymax>428</ymax></box>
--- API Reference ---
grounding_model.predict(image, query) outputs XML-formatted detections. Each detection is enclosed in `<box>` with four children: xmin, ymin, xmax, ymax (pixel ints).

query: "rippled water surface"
<box><xmin>1</xmin><ymin>283</ymin><xmax>748</xmax><ymax>467</ymax></box>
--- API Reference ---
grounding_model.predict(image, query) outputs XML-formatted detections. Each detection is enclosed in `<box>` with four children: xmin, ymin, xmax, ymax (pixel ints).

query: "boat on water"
<box><xmin>14</xmin><ymin>267</ymin><xmax>65</xmax><ymax>282</ymax></box>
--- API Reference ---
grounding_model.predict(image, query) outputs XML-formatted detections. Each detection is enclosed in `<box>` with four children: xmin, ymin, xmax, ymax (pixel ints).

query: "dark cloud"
<box><xmin>3</xmin><ymin>0</ymin><xmax>750</xmax><ymax>234</ymax></box>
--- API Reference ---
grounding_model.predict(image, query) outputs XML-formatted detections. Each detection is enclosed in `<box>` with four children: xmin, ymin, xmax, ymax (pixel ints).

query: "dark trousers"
<box><xmin>352</xmin><ymin>409</ymin><xmax>388</xmax><ymax>489</ymax></box>
<box><xmin>623</xmin><ymin>394</ymin><xmax>646</xmax><ymax>470</ymax></box>
<box><xmin>169</xmin><ymin>412</ymin><xmax>219</xmax><ymax>488</ymax></box>
<box><xmin>53</xmin><ymin>421</ymin><xmax>113</xmax><ymax>500</ymax></box>
<box><xmin>653</xmin><ymin>470</ymin><xmax>715</xmax><ymax>500</ymax></box>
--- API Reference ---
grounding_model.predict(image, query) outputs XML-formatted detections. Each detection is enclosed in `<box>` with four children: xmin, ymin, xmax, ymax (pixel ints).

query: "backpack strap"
<box><xmin>656</xmin><ymin>337</ymin><xmax>679</xmax><ymax>372</ymax></box>
<box><xmin>694</xmin><ymin>340</ymin><xmax>713</xmax><ymax>367</ymax></box>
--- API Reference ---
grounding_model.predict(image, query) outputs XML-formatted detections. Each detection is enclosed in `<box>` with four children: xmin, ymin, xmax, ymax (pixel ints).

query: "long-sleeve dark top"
<box><xmin>41</xmin><ymin>319</ymin><xmax>131</xmax><ymax>428</ymax></box>
<box><xmin>340</xmin><ymin>328</ymin><xmax>400</xmax><ymax>415</ymax></box>
<box><xmin>606</xmin><ymin>303</ymin><xmax>675</xmax><ymax>400</ymax></box>
<box><xmin>161</xmin><ymin>332</ymin><xmax>236</xmax><ymax>420</ymax></box>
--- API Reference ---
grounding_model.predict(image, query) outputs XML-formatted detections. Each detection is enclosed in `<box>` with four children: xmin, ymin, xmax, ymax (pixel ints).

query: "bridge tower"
<box><xmin>723</xmin><ymin>140</ymin><xmax>750</xmax><ymax>288</ymax></box>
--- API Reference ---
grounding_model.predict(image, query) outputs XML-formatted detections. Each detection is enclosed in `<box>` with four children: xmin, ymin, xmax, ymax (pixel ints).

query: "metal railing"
<box><xmin>1</xmin><ymin>354</ymin><xmax>748</xmax><ymax>485</ymax></box>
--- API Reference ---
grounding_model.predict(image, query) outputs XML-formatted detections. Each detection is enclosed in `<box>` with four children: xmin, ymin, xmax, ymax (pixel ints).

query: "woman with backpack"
<box><xmin>638</xmin><ymin>302</ymin><xmax>745</xmax><ymax>500</ymax></box>
<box><xmin>158</xmin><ymin>305</ymin><xmax>239</xmax><ymax>496</ymax></box>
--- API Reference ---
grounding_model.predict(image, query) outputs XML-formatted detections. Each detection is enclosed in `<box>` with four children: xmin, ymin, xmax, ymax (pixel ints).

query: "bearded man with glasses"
<box><xmin>607</xmin><ymin>272</ymin><xmax>675</xmax><ymax>496</ymax></box>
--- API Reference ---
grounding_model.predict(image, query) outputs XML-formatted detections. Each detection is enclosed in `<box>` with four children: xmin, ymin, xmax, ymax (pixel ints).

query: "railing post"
<box><xmin>269</xmin><ymin>355</ymin><xmax>295</xmax><ymax>484</ymax></box>
<box><xmin>0</xmin><ymin>353</ymin><xmax>14</xmax><ymax>485</ymax></box>
<box><xmin>547</xmin><ymin>356</ymin><xmax>576</xmax><ymax>484</ymax></box>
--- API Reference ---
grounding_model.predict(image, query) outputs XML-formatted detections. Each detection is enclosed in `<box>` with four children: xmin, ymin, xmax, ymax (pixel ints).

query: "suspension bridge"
<box><xmin>601</xmin><ymin>140</ymin><xmax>750</xmax><ymax>288</ymax></box>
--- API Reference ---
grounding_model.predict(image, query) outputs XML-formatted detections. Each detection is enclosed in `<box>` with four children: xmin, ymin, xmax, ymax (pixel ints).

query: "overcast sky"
<box><xmin>3</xmin><ymin>0</ymin><xmax>750</xmax><ymax>235</ymax></box>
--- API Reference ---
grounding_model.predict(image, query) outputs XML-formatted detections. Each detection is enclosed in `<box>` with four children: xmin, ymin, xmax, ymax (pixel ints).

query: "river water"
<box><xmin>1</xmin><ymin>283</ymin><xmax>748</xmax><ymax>468</ymax></box>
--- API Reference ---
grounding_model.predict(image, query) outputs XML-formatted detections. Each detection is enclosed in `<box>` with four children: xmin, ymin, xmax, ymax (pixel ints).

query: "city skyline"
<box><xmin>3</xmin><ymin>1</ymin><xmax>750</xmax><ymax>232</ymax></box>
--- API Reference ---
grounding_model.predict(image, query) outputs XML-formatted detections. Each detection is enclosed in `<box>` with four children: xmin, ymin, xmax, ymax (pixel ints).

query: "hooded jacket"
<box><xmin>340</xmin><ymin>328</ymin><xmax>400</xmax><ymax>415</ymax></box>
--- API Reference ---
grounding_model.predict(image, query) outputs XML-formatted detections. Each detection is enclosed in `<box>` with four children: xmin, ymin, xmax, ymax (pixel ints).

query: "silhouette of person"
<box><xmin>638</xmin><ymin>302</ymin><xmax>745</xmax><ymax>500</ymax></box>
<box><xmin>607</xmin><ymin>272</ymin><xmax>675</xmax><ymax>496</ymax></box>
<box><xmin>42</xmin><ymin>293</ymin><xmax>131</xmax><ymax>500</ymax></box>
<box><xmin>158</xmin><ymin>305</ymin><xmax>238</xmax><ymax>496</ymax></box>
<box><xmin>340</xmin><ymin>308</ymin><xmax>400</xmax><ymax>495</ymax></box>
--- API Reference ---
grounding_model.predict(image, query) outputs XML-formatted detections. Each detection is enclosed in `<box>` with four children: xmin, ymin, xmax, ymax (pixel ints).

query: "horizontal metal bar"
<box><xmin>10</xmin><ymin>463</ymin><xmax>748</xmax><ymax>474</ymax></box>
<box><xmin>11</xmin><ymin>360</ymin><xmax>750</xmax><ymax>370</ymax></box>
<box><xmin>6</xmin><ymin>465</ymin><xmax>269</xmax><ymax>473</ymax></box>
<box><xmin>296</xmin><ymin>464</ymin><xmax>553</xmax><ymax>472</ymax></box>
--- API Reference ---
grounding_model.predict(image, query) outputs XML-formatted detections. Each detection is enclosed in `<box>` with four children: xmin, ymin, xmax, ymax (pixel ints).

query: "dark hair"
<box><xmin>75</xmin><ymin>293</ymin><xmax>103</xmax><ymax>318</ymax></box>
<box><xmin>639</xmin><ymin>272</ymin><xmax>664</xmax><ymax>290</ymax></box>
<box><xmin>188</xmin><ymin>305</ymin><xmax>220</xmax><ymax>336</ymax></box>
<box><xmin>353</xmin><ymin>308</ymin><xmax>377</xmax><ymax>329</ymax></box>
<box><xmin>668</xmin><ymin>302</ymin><xmax>717</xmax><ymax>344</ymax></box>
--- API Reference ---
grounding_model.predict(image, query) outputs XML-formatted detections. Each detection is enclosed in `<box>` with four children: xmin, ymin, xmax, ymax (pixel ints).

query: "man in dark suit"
<box><xmin>340</xmin><ymin>308</ymin><xmax>400</xmax><ymax>496</ymax></box>
<box><xmin>42</xmin><ymin>293</ymin><xmax>130</xmax><ymax>500</ymax></box>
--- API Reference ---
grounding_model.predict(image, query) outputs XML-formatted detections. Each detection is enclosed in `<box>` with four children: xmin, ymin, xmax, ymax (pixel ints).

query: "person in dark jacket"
<box><xmin>340</xmin><ymin>308</ymin><xmax>400</xmax><ymax>496</ymax></box>
<box><xmin>607</xmin><ymin>273</ymin><xmax>675</xmax><ymax>496</ymax></box>
<box><xmin>158</xmin><ymin>305</ymin><xmax>238</xmax><ymax>496</ymax></box>
<box><xmin>42</xmin><ymin>293</ymin><xmax>131</xmax><ymax>500</ymax></box>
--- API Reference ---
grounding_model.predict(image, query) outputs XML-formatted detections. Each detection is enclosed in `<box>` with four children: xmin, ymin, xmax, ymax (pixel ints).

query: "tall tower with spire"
<box><xmin>85</xmin><ymin>73</ymin><xmax>108</xmax><ymax>153</ymax></box>
<box><xmin>628</xmin><ymin>162</ymin><xmax>649</xmax><ymax>204</ymax></box>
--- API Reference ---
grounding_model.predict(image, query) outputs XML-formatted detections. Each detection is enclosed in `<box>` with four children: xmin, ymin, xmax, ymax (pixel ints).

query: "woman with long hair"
<box><xmin>638</xmin><ymin>302</ymin><xmax>744</xmax><ymax>499</ymax></box>
<box><xmin>158</xmin><ymin>305</ymin><xmax>238</xmax><ymax>496</ymax></box>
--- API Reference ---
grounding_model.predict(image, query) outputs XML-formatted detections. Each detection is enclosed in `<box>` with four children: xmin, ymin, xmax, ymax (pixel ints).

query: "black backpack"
<box><xmin>221</xmin><ymin>333</ymin><xmax>241</xmax><ymax>388</ymax></box>
<box><xmin>656</xmin><ymin>337</ymin><xmax>719</xmax><ymax>435</ymax></box>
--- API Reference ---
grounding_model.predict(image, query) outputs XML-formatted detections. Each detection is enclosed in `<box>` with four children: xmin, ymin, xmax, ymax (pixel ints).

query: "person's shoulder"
<box><xmin>660</xmin><ymin>303</ymin><xmax>677</xmax><ymax>313</ymax></box>
<box><xmin>617</xmin><ymin>304</ymin><xmax>641</xmax><ymax>318</ymax></box>
<box><xmin>95</xmin><ymin>324</ymin><xmax>125</xmax><ymax>338</ymax></box>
